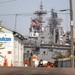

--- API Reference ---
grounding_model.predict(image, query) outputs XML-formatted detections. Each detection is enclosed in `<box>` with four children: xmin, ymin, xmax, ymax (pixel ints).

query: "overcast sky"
<box><xmin>0</xmin><ymin>0</ymin><xmax>75</xmax><ymax>36</ymax></box>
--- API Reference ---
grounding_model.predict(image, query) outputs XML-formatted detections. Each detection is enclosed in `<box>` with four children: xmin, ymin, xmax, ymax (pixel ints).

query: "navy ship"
<box><xmin>24</xmin><ymin>1</ymin><xmax>71</xmax><ymax>67</ymax></box>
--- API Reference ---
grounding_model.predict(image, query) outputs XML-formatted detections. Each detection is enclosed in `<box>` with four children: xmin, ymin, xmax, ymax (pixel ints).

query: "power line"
<box><xmin>0</xmin><ymin>14</ymin><xmax>15</xmax><ymax>16</ymax></box>
<box><xmin>0</xmin><ymin>0</ymin><xmax>17</xmax><ymax>3</ymax></box>
<box><xmin>0</xmin><ymin>12</ymin><xmax>70</xmax><ymax>17</ymax></box>
<box><xmin>0</xmin><ymin>13</ymin><xmax>34</xmax><ymax>16</ymax></box>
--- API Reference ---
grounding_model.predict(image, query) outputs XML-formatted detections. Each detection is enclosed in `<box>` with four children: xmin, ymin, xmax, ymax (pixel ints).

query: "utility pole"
<box><xmin>70</xmin><ymin>0</ymin><xmax>74</xmax><ymax>67</ymax></box>
<box><xmin>15</xmin><ymin>14</ymin><xmax>17</xmax><ymax>31</ymax></box>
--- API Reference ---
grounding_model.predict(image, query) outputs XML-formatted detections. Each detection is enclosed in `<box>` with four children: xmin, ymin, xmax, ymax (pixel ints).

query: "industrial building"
<box><xmin>0</xmin><ymin>25</ymin><xmax>25</xmax><ymax>66</ymax></box>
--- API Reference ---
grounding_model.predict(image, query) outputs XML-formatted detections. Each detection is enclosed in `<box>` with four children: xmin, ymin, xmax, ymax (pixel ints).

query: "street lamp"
<box><xmin>15</xmin><ymin>14</ymin><xmax>18</xmax><ymax>31</ymax></box>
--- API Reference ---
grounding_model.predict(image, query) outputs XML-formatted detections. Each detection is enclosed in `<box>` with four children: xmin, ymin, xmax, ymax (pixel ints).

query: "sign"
<box><xmin>0</xmin><ymin>37</ymin><xmax>11</xmax><ymax>42</ymax></box>
<box><xmin>0</xmin><ymin>33</ymin><xmax>13</xmax><ymax>47</ymax></box>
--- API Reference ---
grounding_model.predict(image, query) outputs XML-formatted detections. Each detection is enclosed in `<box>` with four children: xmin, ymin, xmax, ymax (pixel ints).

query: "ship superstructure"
<box><xmin>29</xmin><ymin>1</ymin><xmax>47</xmax><ymax>38</ymax></box>
<box><xmin>29</xmin><ymin>2</ymin><xmax>64</xmax><ymax>45</ymax></box>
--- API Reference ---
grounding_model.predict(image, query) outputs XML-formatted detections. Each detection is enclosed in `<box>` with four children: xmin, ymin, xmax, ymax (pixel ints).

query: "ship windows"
<box><xmin>35</xmin><ymin>37</ymin><xmax>38</xmax><ymax>40</ymax></box>
<box><xmin>43</xmin><ymin>51</ymin><xmax>45</xmax><ymax>54</ymax></box>
<box><xmin>34</xmin><ymin>33</ymin><xmax>35</xmax><ymax>36</ymax></box>
<box><xmin>27</xmin><ymin>51</ymin><xmax>29</xmax><ymax>53</ymax></box>
<box><xmin>37</xmin><ymin>27</ymin><xmax>40</xmax><ymax>30</ymax></box>
<box><xmin>42</xmin><ymin>50</ymin><xmax>48</xmax><ymax>55</ymax></box>
<box><xmin>29</xmin><ymin>27</ymin><xmax>32</xmax><ymax>32</ymax></box>
<box><xmin>41</xmin><ymin>31</ymin><xmax>43</xmax><ymax>33</ymax></box>
<box><xmin>41</xmin><ymin>40</ymin><xmax>44</xmax><ymax>44</ymax></box>
<box><xmin>34</xmin><ymin>31</ymin><xmax>36</xmax><ymax>33</ymax></box>
<box><xmin>48</xmin><ymin>33</ymin><xmax>49</xmax><ymax>35</ymax></box>
<box><xmin>41</xmin><ymin>37</ymin><xmax>44</xmax><ymax>39</ymax></box>
<box><xmin>49</xmin><ymin>37</ymin><xmax>50</xmax><ymax>39</ymax></box>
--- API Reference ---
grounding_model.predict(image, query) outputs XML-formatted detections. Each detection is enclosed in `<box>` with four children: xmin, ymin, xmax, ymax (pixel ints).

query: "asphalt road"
<box><xmin>0</xmin><ymin>66</ymin><xmax>75</xmax><ymax>75</ymax></box>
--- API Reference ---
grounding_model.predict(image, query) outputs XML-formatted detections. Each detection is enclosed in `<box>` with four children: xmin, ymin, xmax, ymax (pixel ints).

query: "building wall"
<box><xmin>13</xmin><ymin>36</ymin><xmax>24</xmax><ymax>66</ymax></box>
<box><xmin>0</xmin><ymin>33</ymin><xmax>14</xmax><ymax>66</ymax></box>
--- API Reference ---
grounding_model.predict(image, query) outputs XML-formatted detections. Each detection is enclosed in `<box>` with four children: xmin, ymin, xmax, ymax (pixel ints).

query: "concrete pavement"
<box><xmin>0</xmin><ymin>66</ymin><xmax>75</xmax><ymax>75</ymax></box>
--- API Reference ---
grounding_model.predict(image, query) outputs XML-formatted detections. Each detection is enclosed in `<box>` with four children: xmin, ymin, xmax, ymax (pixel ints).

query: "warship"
<box><xmin>24</xmin><ymin>1</ymin><xmax>71</xmax><ymax>67</ymax></box>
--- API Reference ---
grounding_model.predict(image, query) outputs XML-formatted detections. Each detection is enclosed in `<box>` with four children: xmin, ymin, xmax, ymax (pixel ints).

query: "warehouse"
<box><xmin>0</xmin><ymin>25</ymin><xmax>25</xmax><ymax>66</ymax></box>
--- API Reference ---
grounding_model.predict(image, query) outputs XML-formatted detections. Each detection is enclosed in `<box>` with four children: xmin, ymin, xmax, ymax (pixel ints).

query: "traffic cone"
<box><xmin>11</xmin><ymin>60</ymin><xmax>13</xmax><ymax>66</ymax></box>
<box><xmin>3</xmin><ymin>56</ymin><xmax>8</xmax><ymax>66</ymax></box>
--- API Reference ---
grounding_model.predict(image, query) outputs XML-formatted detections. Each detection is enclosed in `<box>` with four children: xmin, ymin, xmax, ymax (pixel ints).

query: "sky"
<box><xmin>0</xmin><ymin>0</ymin><xmax>75</xmax><ymax>36</ymax></box>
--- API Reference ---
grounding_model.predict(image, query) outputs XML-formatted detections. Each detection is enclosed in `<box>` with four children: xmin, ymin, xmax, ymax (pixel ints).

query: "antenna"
<box><xmin>34</xmin><ymin>1</ymin><xmax>47</xmax><ymax>16</ymax></box>
<box><xmin>40</xmin><ymin>0</ymin><xmax>43</xmax><ymax>10</ymax></box>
